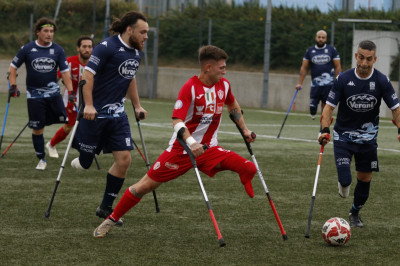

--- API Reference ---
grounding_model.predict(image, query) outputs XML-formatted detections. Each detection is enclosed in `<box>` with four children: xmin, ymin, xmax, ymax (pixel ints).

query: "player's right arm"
<box><xmin>172</xmin><ymin>118</ymin><xmax>204</xmax><ymax>157</ymax></box>
<box><xmin>296</xmin><ymin>59</ymin><xmax>309</xmax><ymax>90</ymax></box>
<box><xmin>319</xmin><ymin>104</ymin><xmax>334</xmax><ymax>145</ymax></box>
<box><xmin>81</xmin><ymin>70</ymin><xmax>96</xmax><ymax>120</ymax></box>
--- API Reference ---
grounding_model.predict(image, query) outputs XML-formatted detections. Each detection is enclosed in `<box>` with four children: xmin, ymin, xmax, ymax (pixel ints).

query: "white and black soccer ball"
<box><xmin>322</xmin><ymin>217</ymin><xmax>351</xmax><ymax>246</ymax></box>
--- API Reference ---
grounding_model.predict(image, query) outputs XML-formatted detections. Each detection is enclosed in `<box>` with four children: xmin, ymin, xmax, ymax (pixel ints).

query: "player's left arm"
<box><xmin>60</xmin><ymin>71</ymin><xmax>73</xmax><ymax>93</ymax></box>
<box><xmin>127</xmin><ymin>77</ymin><xmax>146</xmax><ymax>120</ymax></box>
<box><xmin>227</xmin><ymin>99</ymin><xmax>255</xmax><ymax>143</ymax></box>
<box><xmin>333</xmin><ymin>59</ymin><xmax>341</xmax><ymax>78</ymax></box>
<box><xmin>391</xmin><ymin>106</ymin><xmax>400</xmax><ymax>142</ymax></box>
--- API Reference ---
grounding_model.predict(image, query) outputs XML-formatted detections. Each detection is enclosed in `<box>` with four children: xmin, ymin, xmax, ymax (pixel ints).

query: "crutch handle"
<box><xmin>139</xmin><ymin>112</ymin><xmax>145</xmax><ymax>119</ymax></box>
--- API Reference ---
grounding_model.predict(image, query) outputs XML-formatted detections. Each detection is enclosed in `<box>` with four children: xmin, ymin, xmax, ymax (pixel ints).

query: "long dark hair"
<box><xmin>109</xmin><ymin>11</ymin><xmax>147</xmax><ymax>34</ymax></box>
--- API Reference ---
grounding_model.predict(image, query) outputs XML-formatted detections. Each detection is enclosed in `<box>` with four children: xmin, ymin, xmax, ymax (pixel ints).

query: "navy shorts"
<box><xmin>310</xmin><ymin>85</ymin><xmax>332</xmax><ymax>107</ymax></box>
<box><xmin>333</xmin><ymin>140</ymin><xmax>379</xmax><ymax>172</ymax></box>
<box><xmin>27</xmin><ymin>95</ymin><xmax>67</xmax><ymax>129</ymax></box>
<box><xmin>73</xmin><ymin>115</ymin><xmax>134</xmax><ymax>155</ymax></box>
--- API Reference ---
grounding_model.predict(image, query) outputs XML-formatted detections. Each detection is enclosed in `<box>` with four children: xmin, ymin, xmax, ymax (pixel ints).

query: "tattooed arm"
<box><xmin>227</xmin><ymin>99</ymin><xmax>255</xmax><ymax>143</ymax></box>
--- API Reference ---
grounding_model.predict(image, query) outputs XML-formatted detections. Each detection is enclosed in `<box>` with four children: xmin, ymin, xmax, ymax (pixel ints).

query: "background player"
<box><xmin>46</xmin><ymin>36</ymin><xmax>94</xmax><ymax>158</ymax></box>
<box><xmin>8</xmin><ymin>17</ymin><xmax>73</xmax><ymax>170</ymax></box>
<box><xmin>71</xmin><ymin>11</ymin><xmax>148</xmax><ymax>225</ymax></box>
<box><xmin>296</xmin><ymin>30</ymin><xmax>341</xmax><ymax>119</ymax></box>
<box><xmin>93</xmin><ymin>45</ymin><xmax>257</xmax><ymax>238</ymax></box>
<box><xmin>319</xmin><ymin>40</ymin><xmax>400</xmax><ymax>227</ymax></box>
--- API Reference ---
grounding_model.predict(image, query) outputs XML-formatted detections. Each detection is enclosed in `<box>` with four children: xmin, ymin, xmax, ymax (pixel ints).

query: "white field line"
<box><xmin>140</xmin><ymin>122</ymin><xmax>400</xmax><ymax>153</ymax></box>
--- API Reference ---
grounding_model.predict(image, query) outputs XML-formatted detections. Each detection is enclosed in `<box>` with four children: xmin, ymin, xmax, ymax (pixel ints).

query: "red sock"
<box><xmin>50</xmin><ymin>127</ymin><xmax>68</xmax><ymax>146</ymax></box>
<box><xmin>110</xmin><ymin>188</ymin><xmax>142</xmax><ymax>221</ymax></box>
<box><xmin>219</xmin><ymin>152</ymin><xmax>257</xmax><ymax>198</ymax></box>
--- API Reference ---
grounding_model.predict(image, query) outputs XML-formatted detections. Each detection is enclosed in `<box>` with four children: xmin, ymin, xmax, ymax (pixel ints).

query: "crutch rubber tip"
<box><xmin>283</xmin><ymin>234</ymin><xmax>288</xmax><ymax>241</ymax></box>
<box><xmin>44</xmin><ymin>211</ymin><xmax>50</xmax><ymax>218</ymax></box>
<box><xmin>304</xmin><ymin>234</ymin><xmax>310</xmax><ymax>239</ymax></box>
<box><xmin>219</xmin><ymin>238</ymin><xmax>226</xmax><ymax>247</ymax></box>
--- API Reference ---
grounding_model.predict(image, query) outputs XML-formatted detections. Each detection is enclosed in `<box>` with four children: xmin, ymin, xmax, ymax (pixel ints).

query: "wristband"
<box><xmin>320</xmin><ymin>127</ymin><xmax>330</xmax><ymax>134</ymax></box>
<box><xmin>174</xmin><ymin>122</ymin><xmax>186</xmax><ymax>134</ymax></box>
<box><xmin>185</xmin><ymin>136</ymin><xmax>196</xmax><ymax>147</ymax></box>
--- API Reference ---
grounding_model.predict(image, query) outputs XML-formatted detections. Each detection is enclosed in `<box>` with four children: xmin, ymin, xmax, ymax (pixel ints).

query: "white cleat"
<box><xmin>46</xmin><ymin>142</ymin><xmax>59</xmax><ymax>158</ymax></box>
<box><xmin>71</xmin><ymin>157</ymin><xmax>85</xmax><ymax>170</ymax></box>
<box><xmin>93</xmin><ymin>218</ymin><xmax>116</xmax><ymax>238</ymax></box>
<box><xmin>338</xmin><ymin>182</ymin><xmax>350</xmax><ymax>198</ymax></box>
<box><xmin>36</xmin><ymin>159</ymin><xmax>47</xmax><ymax>170</ymax></box>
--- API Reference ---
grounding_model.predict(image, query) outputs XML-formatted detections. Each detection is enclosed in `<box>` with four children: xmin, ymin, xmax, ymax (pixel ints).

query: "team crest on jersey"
<box><xmin>50</xmin><ymin>49</ymin><xmax>54</xmax><ymax>55</ymax></box>
<box><xmin>369</xmin><ymin>82</ymin><xmax>375</xmax><ymax>91</ymax></box>
<box><xmin>125</xmin><ymin>137</ymin><xmax>131</xmax><ymax>147</ymax></box>
<box><xmin>31</xmin><ymin>57</ymin><xmax>56</xmax><ymax>73</ymax></box>
<box><xmin>217</xmin><ymin>90</ymin><xmax>224</xmax><ymax>100</ymax></box>
<box><xmin>153</xmin><ymin>161</ymin><xmax>160</xmax><ymax>170</ymax></box>
<box><xmin>196</xmin><ymin>105</ymin><xmax>204</xmax><ymax>115</ymax></box>
<box><xmin>346</xmin><ymin>93</ymin><xmax>377</xmax><ymax>112</ymax></box>
<box><xmin>324</xmin><ymin>49</ymin><xmax>328</xmax><ymax>53</ymax></box>
<box><xmin>118</xmin><ymin>59</ymin><xmax>139</xmax><ymax>79</ymax></box>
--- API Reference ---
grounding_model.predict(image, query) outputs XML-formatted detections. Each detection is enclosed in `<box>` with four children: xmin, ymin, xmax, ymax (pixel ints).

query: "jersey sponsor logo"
<box><xmin>346</xmin><ymin>94</ymin><xmax>377</xmax><ymax>112</ymax></box>
<box><xmin>205</xmin><ymin>104</ymin><xmax>215</xmax><ymax>114</ymax></box>
<box><xmin>196</xmin><ymin>94</ymin><xmax>204</xmax><ymax>99</ymax></box>
<box><xmin>196</xmin><ymin>105</ymin><xmax>204</xmax><ymax>115</ymax></box>
<box><xmin>215</xmin><ymin>102</ymin><xmax>224</xmax><ymax>114</ymax></box>
<box><xmin>311</xmin><ymin>54</ymin><xmax>331</xmax><ymax>65</ymax></box>
<box><xmin>347</xmin><ymin>81</ymin><xmax>355</xmax><ymax>86</ymax></box>
<box><xmin>165</xmin><ymin>162</ymin><xmax>179</xmax><ymax>170</ymax></box>
<box><xmin>118</xmin><ymin>59</ymin><xmax>140</xmax><ymax>79</ymax></box>
<box><xmin>174</xmin><ymin>100</ymin><xmax>183</xmax><ymax>109</ymax></box>
<box><xmin>31</xmin><ymin>57</ymin><xmax>56</xmax><ymax>73</ymax></box>
<box><xmin>217</xmin><ymin>90</ymin><xmax>224</xmax><ymax>100</ymax></box>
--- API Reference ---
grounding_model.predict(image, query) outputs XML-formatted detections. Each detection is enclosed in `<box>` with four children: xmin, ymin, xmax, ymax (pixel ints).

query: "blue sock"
<box><xmin>101</xmin><ymin>173</ymin><xmax>125</xmax><ymax>207</ymax></box>
<box><xmin>32</xmin><ymin>134</ymin><xmax>45</xmax><ymax>160</ymax></box>
<box><xmin>350</xmin><ymin>179</ymin><xmax>371</xmax><ymax>214</ymax></box>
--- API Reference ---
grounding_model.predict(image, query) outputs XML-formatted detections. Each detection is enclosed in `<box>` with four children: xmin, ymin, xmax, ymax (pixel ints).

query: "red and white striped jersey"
<box><xmin>58</xmin><ymin>55</ymin><xmax>85</xmax><ymax>107</ymax></box>
<box><xmin>167</xmin><ymin>75</ymin><xmax>235</xmax><ymax>153</ymax></box>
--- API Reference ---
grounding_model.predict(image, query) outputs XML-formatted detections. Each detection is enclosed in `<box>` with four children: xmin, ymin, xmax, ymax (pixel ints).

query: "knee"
<box><xmin>115</xmin><ymin>154</ymin><xmax>131</xmax><ymax>170</ymax></box>
<box><xmin>337</xmin><ymin>167</ymin><xmax>352</xmax><ymax>187</ymax></box>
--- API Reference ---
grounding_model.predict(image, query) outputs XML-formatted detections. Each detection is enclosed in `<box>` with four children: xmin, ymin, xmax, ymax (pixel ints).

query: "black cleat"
<box><xmin>349</xmin><ymin>213</ymin><xmax>363</xmax><ymax>228</ymax></box>
<box><xmin>96</xmin><ymin>205</ymin><xmax>123</xmax><ymax>226</ymax></box>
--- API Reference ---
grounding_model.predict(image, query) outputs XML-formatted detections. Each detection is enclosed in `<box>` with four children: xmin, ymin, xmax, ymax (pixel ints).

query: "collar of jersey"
<box><xmin>35</xmin><ymin>40</ymin><xmax>53</xmax><ymax>48</ymax></box>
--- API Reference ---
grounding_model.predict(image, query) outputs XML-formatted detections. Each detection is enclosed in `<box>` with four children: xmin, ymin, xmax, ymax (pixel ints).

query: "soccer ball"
<box><xmin>322</xmin><ymin>217</ymin><xmax>351</xmax><ymax>246</ymax></box>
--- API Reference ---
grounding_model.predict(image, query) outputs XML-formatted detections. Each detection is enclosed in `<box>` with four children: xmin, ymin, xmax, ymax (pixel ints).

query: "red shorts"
<box><xmin>147</xmin><ymin>146</ymin><xmax>236</xmax><ymax>182</ymax></box>
<box><xmin>66</xmin><ymin>102</ymin><xmax>77</xmax><ymax>126</ymax></box>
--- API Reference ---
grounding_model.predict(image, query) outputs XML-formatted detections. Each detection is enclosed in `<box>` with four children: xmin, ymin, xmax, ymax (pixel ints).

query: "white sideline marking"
<box><xmin>140</xmin><ymin>122</ymin><xmax>400</xmax><ymax>153</ymax></box>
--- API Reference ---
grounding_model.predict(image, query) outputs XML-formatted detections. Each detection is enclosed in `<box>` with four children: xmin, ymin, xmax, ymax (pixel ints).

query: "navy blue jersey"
<box><xmin>327</xmin><ymin>68</ymin><xmax>400</xmax><ymax>144</ymax></box>
<box><xmin>85</xmin><ymin>35</ymin><xmax>143</xmax><ymax>117</ymax></box>
<box><xmin>303</xmin><ymin>44</ymin><xmax>340</xmax><ymax>88</ymax></box>
<box><xmin>10</xmin><ymin>41</ymin><xmax>69</xmax><ymax>98</ymax></box>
